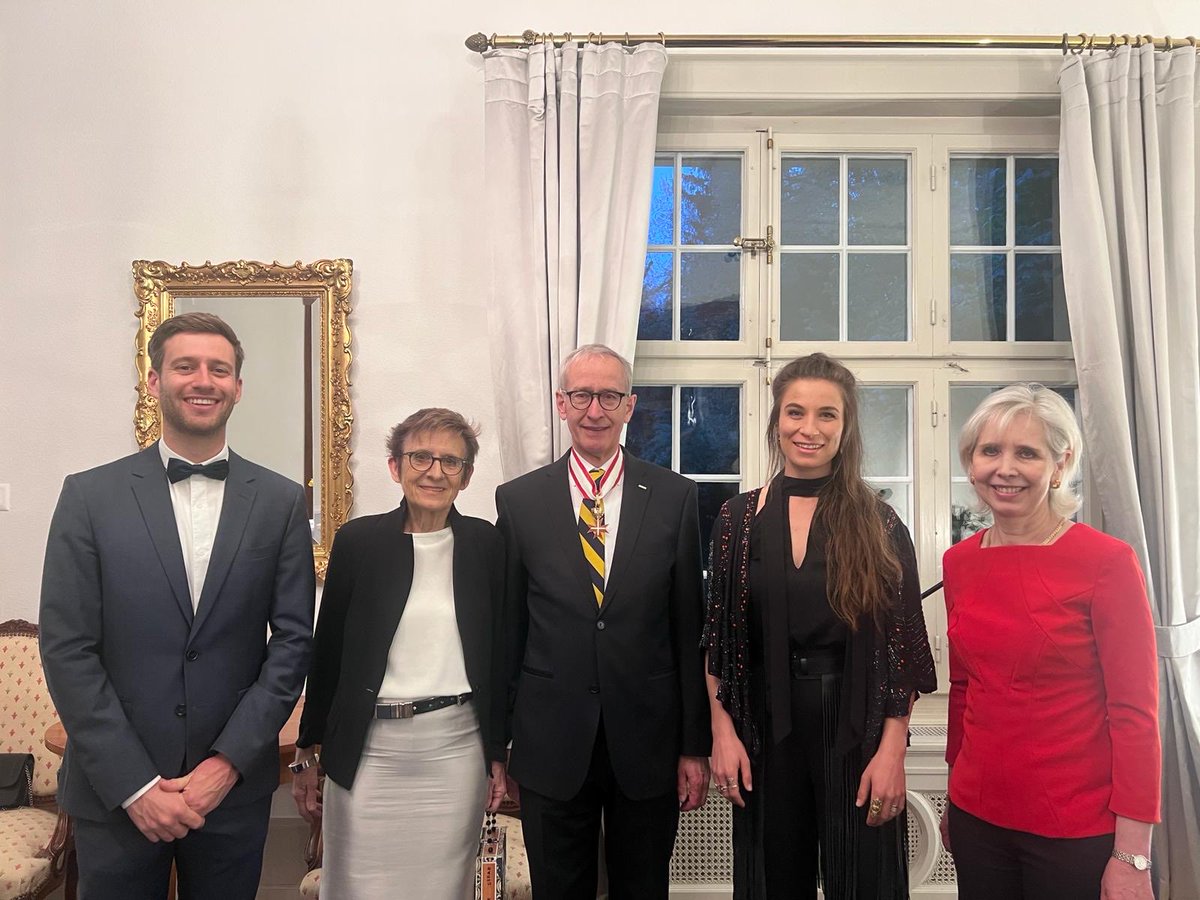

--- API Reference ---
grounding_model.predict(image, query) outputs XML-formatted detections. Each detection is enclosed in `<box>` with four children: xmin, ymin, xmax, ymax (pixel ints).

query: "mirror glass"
<box><xmin>133</xmin><ymin>260</ymin><xmax>354</xmax><ymax>579</ymax></box>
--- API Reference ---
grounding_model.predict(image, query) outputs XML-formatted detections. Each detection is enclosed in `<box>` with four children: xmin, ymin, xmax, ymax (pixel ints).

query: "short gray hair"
<box><xmin>558</xmin><ymin>344</ymin><xmax>633</xmax><ymax>393</ymax></box>
<box><xmin>386</xmin><ymin>408</ymin><xmax>480</xmax><ymax>468</ymax></box>
<box><xmin>958</xmin><ymin>383</ymin><xmax>1082</xmax><ymax>517</ymax></box>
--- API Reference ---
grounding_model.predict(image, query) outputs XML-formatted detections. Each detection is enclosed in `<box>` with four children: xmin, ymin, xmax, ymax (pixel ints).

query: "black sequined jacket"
<box><xmin>701</xmin><ymin>483</ymin><xmax>937</xmax><ymax>762</ymax></box>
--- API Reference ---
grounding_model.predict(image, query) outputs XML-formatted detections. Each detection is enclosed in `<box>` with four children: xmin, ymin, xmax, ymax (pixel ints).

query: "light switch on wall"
<box><xmin>0</xmin><ymin>484</ymin><xmax>9</xmax><ymax>511</ymax></box>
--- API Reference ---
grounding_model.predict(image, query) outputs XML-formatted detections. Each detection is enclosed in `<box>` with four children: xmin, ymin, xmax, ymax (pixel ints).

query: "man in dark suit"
<box><xmin>40</xmin><ymin>312</ymin><xmax>315</xmax><ymax>900</ymax></box>
<box><xmin>496</xmin><ymin>343</ymin><xmax>711</xmax><ymax>900</ymax></box>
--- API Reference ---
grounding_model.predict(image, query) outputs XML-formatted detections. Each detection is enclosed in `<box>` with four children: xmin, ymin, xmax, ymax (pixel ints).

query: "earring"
<box><xmin>1051</xmin><ymin>479</ymin><xmax>1062</xmax><ymax>489</ymax></box>
<box><xmin>968</xmin><ymin>475</ymin><xmax>975</xmax><ymax>484</ymax></box>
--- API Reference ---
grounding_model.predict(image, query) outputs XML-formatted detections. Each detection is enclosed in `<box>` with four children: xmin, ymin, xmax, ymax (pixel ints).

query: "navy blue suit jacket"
<box><xmin>39</xmin><ymin>443</ymin><xmax>315</xmax><ymax>821</ymax></box>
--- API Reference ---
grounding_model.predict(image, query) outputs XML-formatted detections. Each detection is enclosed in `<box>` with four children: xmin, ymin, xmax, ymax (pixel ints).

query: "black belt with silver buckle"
<box><xmin>788</xmin><ymin>649</ymin><xmax>844</xmax><ymax>678</ymax></box>
<box><xmin>373</xmin><ymin>693</ymin><xmax>472</xmax><ymax>720</ymax></box>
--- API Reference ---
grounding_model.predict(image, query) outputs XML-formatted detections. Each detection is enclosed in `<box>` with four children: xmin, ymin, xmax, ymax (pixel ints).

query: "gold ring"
<box><xmin>869</xmin><ymin>798</ymin><xmax>883</xmax><ymax>814</ymax></box>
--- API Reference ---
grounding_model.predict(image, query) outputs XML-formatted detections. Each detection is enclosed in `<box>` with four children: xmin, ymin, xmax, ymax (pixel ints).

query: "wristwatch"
<box><xmin>288</xmin><ymin>753</ymin><xmax>319</xmax><ymax>775</ymax></box>
<box><xmin>1111</xmin><ymin>850</ymin><xmax>1151</xmax><ymax>871</ymax></box>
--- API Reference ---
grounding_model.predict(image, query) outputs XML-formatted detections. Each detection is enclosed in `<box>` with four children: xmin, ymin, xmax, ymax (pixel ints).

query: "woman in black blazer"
<box><xmin>291</xmin><ymin>408</ymin><xmax>506</xmax><ymax>900</ymax></box>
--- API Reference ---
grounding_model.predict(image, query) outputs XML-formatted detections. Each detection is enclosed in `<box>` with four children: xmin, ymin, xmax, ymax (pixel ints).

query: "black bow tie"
<box><xmin>166</xmin><ymin>457</ymin><xmax>230</xmax><ymax>484</ymax></box>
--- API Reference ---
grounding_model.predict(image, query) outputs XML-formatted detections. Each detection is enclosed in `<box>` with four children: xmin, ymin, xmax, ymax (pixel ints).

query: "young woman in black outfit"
<box><xmin>703</xmin><ymin>353</ymin><xmax>936</xmax><ymax>899</ymax></box>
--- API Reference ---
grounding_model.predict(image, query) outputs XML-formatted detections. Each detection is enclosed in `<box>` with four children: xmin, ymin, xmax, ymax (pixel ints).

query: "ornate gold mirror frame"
<box><xmin>132</xmin><ymin>259</ymin><xmax>354</xmax><ymax>579</ymax></box>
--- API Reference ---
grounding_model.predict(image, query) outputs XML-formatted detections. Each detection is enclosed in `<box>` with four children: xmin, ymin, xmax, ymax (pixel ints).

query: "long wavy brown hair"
<box><xmin>766</xmin><ymin>353</ymin><xmax>900</xmax><ymax>629</ymax></box>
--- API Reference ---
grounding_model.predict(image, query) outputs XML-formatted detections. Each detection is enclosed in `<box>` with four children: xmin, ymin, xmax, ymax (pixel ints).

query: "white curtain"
<box><xmin>483</xmin><ymin>41</ymin><xmax>667</xmax><ymax>479</ymax></box>
<box><xmin>1059</xmin><ymin>45</ymin><xmax>1200</xmax><ymax>899</ymax></box>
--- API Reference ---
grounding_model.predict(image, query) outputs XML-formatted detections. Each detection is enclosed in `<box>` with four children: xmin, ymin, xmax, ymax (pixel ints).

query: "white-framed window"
<box><xmin>625</xmin><ymin>112</ymin><xmax>1075</xmax><ymax>693</ymax></box>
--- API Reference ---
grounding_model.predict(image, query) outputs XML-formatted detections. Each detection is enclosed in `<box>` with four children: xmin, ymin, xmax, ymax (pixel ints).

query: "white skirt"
<box><xmin>320</xmin><ymin>702</ymin><xmax>488</xmax><ymax>900</ymax></box>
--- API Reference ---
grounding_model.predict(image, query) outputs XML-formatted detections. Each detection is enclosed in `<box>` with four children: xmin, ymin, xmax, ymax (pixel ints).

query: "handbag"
<box><xmin>0</xmin><ymin>753</ymin><xmax>34</xmax><ymax>809</ymax></box>
<box><xmin>474</xmin><ymin>811</ymin><xmax>507</xmax><ymax>900</ymax></box>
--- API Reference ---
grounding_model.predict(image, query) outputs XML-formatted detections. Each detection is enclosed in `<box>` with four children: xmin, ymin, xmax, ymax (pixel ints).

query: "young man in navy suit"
<box><xmin>496</xmin><ymin>344</ymin><xmax>711</xmax><ymax>899</ymax></box>
<box><xmin>40</xmin><ymin>312</ymin><xmax>315</xmax><ymax>899</ymax></box>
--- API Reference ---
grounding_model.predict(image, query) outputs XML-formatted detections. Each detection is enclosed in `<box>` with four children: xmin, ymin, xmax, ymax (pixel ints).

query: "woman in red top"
<box><xmin>941</xmin><ymin>384</ymin><xmax>1159</xmax><ymax>900</ymax></box>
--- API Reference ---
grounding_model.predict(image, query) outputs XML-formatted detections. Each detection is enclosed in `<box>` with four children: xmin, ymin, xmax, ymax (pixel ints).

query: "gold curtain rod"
<box><xmin>466</xmin><ymin>30</ymin><xmax>1197</xmax><ymax>54</ymax></box>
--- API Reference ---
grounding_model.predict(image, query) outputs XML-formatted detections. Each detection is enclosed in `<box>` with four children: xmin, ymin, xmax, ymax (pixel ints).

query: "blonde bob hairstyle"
<box><xmin>957</xmin><ymin>383</ymin><xmax>1082</xmax><ymax>518</ymax></box>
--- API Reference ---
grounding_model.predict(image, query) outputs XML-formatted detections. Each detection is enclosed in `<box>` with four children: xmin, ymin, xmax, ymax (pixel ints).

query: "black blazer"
<box><xmin>297</xmin><ymin>503</ymin><xmax>506</xmax><ymax>790</ymax></box>
<box><xmin>495</xmin><ymin>451</ymin><xmax>711</xmax><ymax>802</ymax></box>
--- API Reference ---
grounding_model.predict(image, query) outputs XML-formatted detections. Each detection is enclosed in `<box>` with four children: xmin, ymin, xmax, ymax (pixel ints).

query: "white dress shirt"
<box><xmin>123</xmin><ymin>439</ymin><xmax>230</xmax><ymax>809</ymax></box>
<box><xmin>377</xmin><ymin>527</ymin><xmax>471</xmax><ymax>700</ymax></box>
<box><xmin>567</xmin><ymin>447</ymin><xmax>625</xmax><ymax>573</ymax></box>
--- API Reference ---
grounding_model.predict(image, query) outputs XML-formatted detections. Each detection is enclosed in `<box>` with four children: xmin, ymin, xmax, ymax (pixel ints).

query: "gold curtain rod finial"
<box><xmin>465</xmin><ymin>32</ymin><xmax>491</xmax><ymax>52</ymax></box>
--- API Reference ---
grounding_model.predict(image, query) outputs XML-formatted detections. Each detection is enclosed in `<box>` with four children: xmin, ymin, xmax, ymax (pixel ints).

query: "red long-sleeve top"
<box><xmin>943</xmin><ymin>523</ymin><xmax>1160</xmax><ymax>837</ymax></box>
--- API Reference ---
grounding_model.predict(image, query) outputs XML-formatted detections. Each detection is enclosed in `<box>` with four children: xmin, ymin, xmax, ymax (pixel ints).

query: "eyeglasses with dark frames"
<box><xmin>398</xmin><ymin>450</ymin><xmax>468</xmax><ymax>476</ymax></box>
<box><xmin>562</xmin><ymin>390</ymin><xmax>628</xmax><ymax>411</ymax></box>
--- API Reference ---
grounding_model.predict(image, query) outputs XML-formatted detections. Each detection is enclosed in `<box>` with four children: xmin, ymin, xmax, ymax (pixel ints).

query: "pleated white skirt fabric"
<box><xmin>319</xmin><ymin>702</ymin><xmax>488</xmax><ymax>900</ymax></box>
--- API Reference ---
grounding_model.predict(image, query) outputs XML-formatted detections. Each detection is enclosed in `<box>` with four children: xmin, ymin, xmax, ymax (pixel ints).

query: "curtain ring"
<box><xmin>659</xmin><ymin>32</ymin><xmax>666</xmax><ymax>46</ymax></box>
<box><xmin>1087</xmin><ymin>34</ymin><xmax>1096</xmax><ymax>55</ymax></box>
<box><xmin>1061</xmin><ymin>33</ymin><xmax>1069</xmax><ymax>55</ymax></box>
<box><xmin>1107</xmin><ymin>34</ymin><xmax>1118</xmax><ymax>51</ymax></box>
<box><xmin>586</xmin><ymin>32</ymin><xmax>595</xmax><ymax>45</ymax></box>
<box><xmin>1165</xmin><ymin>35</ymin><xmax>1174</xmax><ymax>51</ymax></box>
<box><xmin>624</xmin><ymin>32</ymin><xmax>631</xmax><ymax>46</ymax></box>
<box><xmin>598</xmin><ymin>31</ymin><xmax>604</xmax><ymax>44</ymax></box>
<box><xmin>563</xmin><ymin>31</ymin><xmax>573</xmax><ymax>44</ymax></box>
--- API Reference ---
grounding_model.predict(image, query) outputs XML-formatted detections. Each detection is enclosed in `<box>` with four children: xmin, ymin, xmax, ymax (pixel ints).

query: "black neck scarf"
<box><xmin>759</xmin><ymin>472</ymin><xmax>831</xmax><ymax>741</ymax></box>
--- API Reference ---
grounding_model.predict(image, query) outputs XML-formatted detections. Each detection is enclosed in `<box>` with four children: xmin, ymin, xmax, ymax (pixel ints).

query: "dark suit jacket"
<box><xmin>495</xmin><ymin>451</ymin><xmax>711</xmax><ymax>802</ymax></box>
<box><xmin>39</xmin><ymin>444</ymin><xmax>315</xmax><ymax>822</ymax></box>
<box><xmin>297</xmin><ymin>503</ymin><xmax>507</xmax><ymax>790</ymax></box>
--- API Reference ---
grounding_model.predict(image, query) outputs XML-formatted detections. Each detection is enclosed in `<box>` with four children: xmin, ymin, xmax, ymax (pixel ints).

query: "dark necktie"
<box><xmin>166</xmin><ymin>457</ymin><xmax>230</xmax><ymax>484</ymax></box>
<box><xmin>578</xmin><ymin>468</ymin><xmax>606</xmax><ymax>606</ymax></box>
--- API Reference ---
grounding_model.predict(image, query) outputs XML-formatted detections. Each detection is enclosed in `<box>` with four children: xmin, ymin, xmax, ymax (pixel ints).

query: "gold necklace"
<box><xmin>985</xmin><ymin>517</ymin><xmax>1068</xmax><ymax>547</ymax></box>
<box><xmin>1041</xmin><ymin>518</ymin><xmax>1068</xmax><ymax>545</ymax></box>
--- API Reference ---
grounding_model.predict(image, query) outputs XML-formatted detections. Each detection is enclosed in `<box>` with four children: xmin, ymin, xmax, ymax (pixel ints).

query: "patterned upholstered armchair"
<box><xmin>0</xmin><ymin>620</ymin><xmax>72</xmax><ymax>900</ymax></box>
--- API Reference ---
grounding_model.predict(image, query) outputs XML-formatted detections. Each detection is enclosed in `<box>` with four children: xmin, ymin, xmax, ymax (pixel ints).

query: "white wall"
<box><xmin>1</xmin><ymin>0</ymin><xmax>1195</xmax><ymax>618</ymax></box>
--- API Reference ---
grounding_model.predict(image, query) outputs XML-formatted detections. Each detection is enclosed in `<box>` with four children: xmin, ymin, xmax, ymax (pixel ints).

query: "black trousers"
<box><xmin>758</xmin><ymin>673</ymin><xmax>892</xmax><ymax>900</ymax></box>
<box><xmin>949</xmin><ymin>802</ymin><xmax>1115</xmax><ymax>900</ymax></box>
<box><xmin>519</xmin><ymin>721</ymin><xmax>680</xmax><ymax>900</ymax></box>
<box><xmin>73</xmin><ymin>795</ymin><xmax>272</xmax><ymax>900</ymax></box>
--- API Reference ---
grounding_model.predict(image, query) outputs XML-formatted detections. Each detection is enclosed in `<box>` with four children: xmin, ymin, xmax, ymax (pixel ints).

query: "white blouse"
<box><xmin>376</xmin><ymin>527</ymin><xmax>471</xmax><ymax>700</ymax></box>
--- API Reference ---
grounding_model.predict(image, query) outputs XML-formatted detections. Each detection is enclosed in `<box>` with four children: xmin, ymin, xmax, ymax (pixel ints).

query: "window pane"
<box><xmin>638</xmin><ymin>251</ymin><xmax>673</xmax><ymax>340</ymax></box>
<box><xmin>780</xmin><ymin>253</ymin><xmax>839</xmax><ymax>340</ymax></box>
<box><xmin>951</xmin><ymin>483</ymin><xmax>992</xmax><ymax>544</ymax></box>
<box><xmin>648</xmin><ymin>157</ymin><xmax>675</xmax><ymax>245</ymax></box>
<box><xmin>698</xmin><ymin>482</ymin><xmax>741</xmax><ymax>560</ymax></box>
<box><xmin>847</xmin><ymin>253</ymin><xmax>907</xmax><ymax>341</ymax></box>
<box><xmin>680</xmin><ymin>386</ymin><xmax>740</xmax><ymax>475</ymax></box>
<box><xmin>860</xmin><ymin>386</ymin><xmax>910</xmax><ymax>478</ymax></box>
<box><xmin>680</xmin><ymin>252</ymin><xmax>739</xmax><ymax>341</ymax></box>
<box><xmin>626</xmin><ymin>385</ymin><xmax>672</xmax><ymax>468</ymax></box>
<box><xmin>781</xmin><ymin>157</ymin><xmax>839</xmax><ymax>245</ymax></box>
<box><xmin>950</xmin><ymin>158</ymin><xmax>1006</xmax><ymax>246</ymax></box>
<box><xmin>949</xmin><ymin>385</ymin><xmax>996</xmax><ymax>477</ymax></box>
<box><xmin>681</xmin><ymin>157</ymin><xmax>741</xmax><ymax>246</ymax></box>
<box><xmin>1015</xmin><ymin>158</ymin><xmax>1060</xmax><ymax>246</ymax></box>
<box><xmin>847</xmin><ymin>158</ymin><xmax>907</xmax><ymax>246</ymax></box>
<box><xmin>1014</xmin><ymin>254</ymin><xmax>1069</xmax><ymax>341</ymax></box>
<box><xmin>950</xmin><ymin>253</ymin><xmax>1006</xmax><ymax>341</ymax></box>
